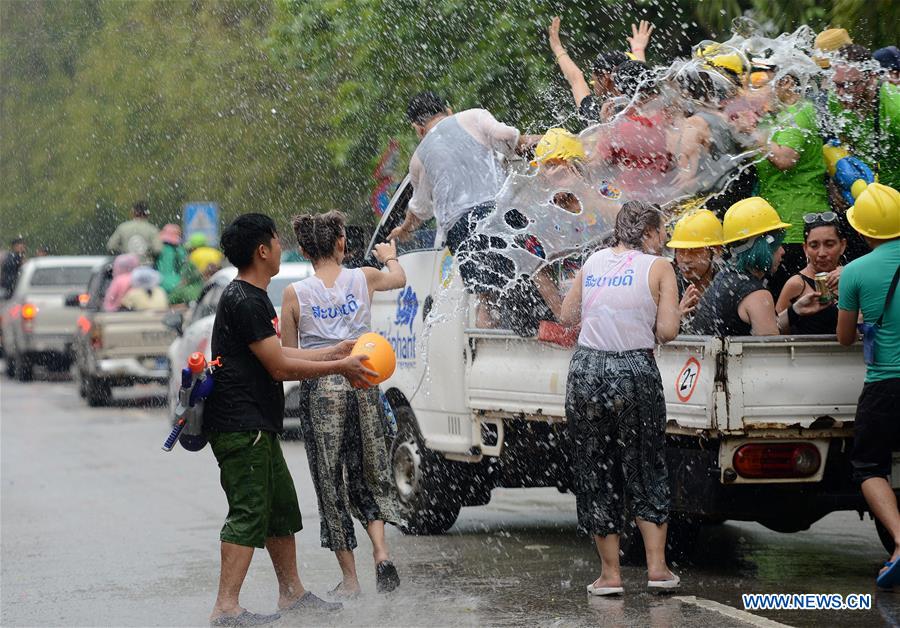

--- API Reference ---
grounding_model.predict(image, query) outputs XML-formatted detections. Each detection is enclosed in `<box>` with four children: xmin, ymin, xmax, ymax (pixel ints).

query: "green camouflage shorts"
<box><xmin>208</xmin><ymin>430</ymin><xmax>302</xmax><ymax>548</ymax></box>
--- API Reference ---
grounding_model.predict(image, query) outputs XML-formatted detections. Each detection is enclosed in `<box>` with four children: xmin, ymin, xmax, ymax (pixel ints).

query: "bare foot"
<box><xmin>648</xmin><ymin>568</ymin><xmax>677</xmax><ymax>582</ymax></box>
<box><xmin>591</xmin><ymin>574</ymin><xmax>622</xmax><ymax>589</ymax></box>
<box><xmin>331</xmin><ymin>581</ymin><xmax>361</xmax><ymax>598</ymax></box>
<box><xmin>880</xmin><ymin>549</ymin><xmax>900</xmax><ymax>576</ymax></box>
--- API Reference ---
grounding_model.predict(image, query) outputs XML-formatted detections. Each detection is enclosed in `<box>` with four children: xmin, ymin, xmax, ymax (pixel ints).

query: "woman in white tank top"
<box><xmin>559</xmin><ymin>201</ymin><xmax>682</xmax><ymax>596</ymax></box>
<box><xmin>280</xmin><ymin>211</ymin><xmax>406</xmax><ymax>597</ymax></box>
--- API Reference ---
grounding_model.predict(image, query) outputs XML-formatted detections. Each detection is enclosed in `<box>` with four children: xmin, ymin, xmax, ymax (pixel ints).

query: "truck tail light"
<box><xmin>21</xmin><ymin>303</ymin><xmax>38</xmax><ymax>333</ymax></box>
<box><xmin>77</xmin><ymin>315</ymin><xmax>92</xmax><ymax>335</ymax></box>
<box><xmin>733</xmin><ymin>442</ymin><xmax>821</xmax><ymax>479</ymax></box>
<box><xmin>90</xmin><ymin>323</ymin><xmax>103</xmax><ymax>350</ymax></box>
<box><xmin>78</xmin><ymin>293</ymin><xmax>90</xmax><ymax>306</ymax></box>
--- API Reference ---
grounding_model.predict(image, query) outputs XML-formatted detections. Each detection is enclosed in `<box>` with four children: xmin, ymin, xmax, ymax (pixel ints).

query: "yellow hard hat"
<box><xmin>531</xmin><ymin>128</ymin><xmax>586</xmax><ymax>166</ymax></box>
<box><xmin>814</xmin><ymin>28</ymin><xmax>852</xmax><ymax>52</ymax></box>
<box><xmin>695</xmin><ymin>43</ymin><xmax>748</xmax><ymax>81</ymax></box>
<box><xmin>667</xmin><ymin>210</ymin><xmax>724</xmax><ymax>248</ymax></box>
<box><xmin>847</xmin><ymin>183</ymin><xmax>900</xmax><ymax>239</ymax></box>
<box><xmin>722</xmin><ymin>197</ymin><xmax>791</xmax><ymax>245</ymax></box>
<box><xmin>706</xmin><ymin>53</ymin><xmax>747</xmax><ymax>77</ymax></box>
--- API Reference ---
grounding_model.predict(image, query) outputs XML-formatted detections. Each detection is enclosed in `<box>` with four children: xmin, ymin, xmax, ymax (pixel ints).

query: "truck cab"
<box><xmin>367</xmin><ymin>177</ymin><xmax>887</xmax><ymax>553</ymax></box>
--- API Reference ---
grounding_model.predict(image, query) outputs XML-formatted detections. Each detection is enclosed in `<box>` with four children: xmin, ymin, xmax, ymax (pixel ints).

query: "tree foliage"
<box><xmin>1</xmin><ymin>0</ymin><xmax>896</xmax><ymax>253</ymax></box>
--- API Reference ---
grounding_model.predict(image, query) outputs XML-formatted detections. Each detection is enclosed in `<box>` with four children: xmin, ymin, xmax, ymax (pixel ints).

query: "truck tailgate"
<box><xmin>724</xmin><ymin>336</ymin><xmax>865</xmax><ymax>431</ymax></box>
<box><xmin>656</xmin><ymin>336</ymin><xmax>722</xmax><ymax>431</ymax></box>
<box><xmin>25</xmin><ymin>291</ymin><xmax>81</xmax><ymax>340</ymax></box>
<box><xmin>467</xmin><ymin>332</ymin><xmax>570</xmax><ymax>419</ymax></box>
<box><xmin>93</xmin><ymin>311</ymin><xmax>175</xmax><ymax>360</ymax></box>
<box><xmin>467</xmin><ymin>332</ymin><xmax>721</xmax><ymax>431</ymax></box>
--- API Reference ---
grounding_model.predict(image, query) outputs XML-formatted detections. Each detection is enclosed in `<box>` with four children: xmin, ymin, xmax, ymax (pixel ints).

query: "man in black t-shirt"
<box><xmin>205</xmin><ymin>214</ymin><xmax>376</xmax><ymax>627</ymax></box>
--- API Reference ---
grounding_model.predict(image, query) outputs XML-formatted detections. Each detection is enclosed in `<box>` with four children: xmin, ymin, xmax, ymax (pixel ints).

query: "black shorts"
<box><xmin>851</xmin><ymin>378</ymin><xmax>900</xmax><ymax>483</ymax></box>
<box><xmin>445</xmin><ymin>202</ymin><xmax>515</xmax><ymax>295</ymax></box>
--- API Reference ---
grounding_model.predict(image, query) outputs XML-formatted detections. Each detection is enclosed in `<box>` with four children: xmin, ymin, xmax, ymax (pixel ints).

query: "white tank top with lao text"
<box><xmin>578</xmin><ymin>248</ymin><xmax>659</xmax><ymax>352</ymax></box>
<box><xmin>293</xmin><ymin>268</ymin><xmax>371</xmax><ymax>349</ymax></box>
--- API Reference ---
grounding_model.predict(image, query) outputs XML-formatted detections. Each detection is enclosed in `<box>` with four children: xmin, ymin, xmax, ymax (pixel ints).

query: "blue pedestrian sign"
<box><xmin>183</xmin><ymin>202</ymin><xmax>220</xmax><ymax>247</ymax></box>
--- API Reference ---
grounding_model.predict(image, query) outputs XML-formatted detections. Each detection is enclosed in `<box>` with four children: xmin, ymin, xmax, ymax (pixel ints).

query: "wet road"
<box><xmin>3</xmin><ymin>369</ymin><xmax>900</xmax><ymax>627</ymax></box>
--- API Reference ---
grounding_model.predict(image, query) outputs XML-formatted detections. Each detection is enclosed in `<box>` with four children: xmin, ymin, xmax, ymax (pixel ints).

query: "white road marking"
<box><xmin>675</xmin><ymin>596</ymin><xmax>793</xmax><ymax>628</ymax></box>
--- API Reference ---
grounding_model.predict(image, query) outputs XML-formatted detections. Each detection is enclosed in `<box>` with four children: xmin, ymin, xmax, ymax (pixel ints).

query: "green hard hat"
<box><xmin>188</xmin><ymin>233</ymin><xmax>208</xmax><ymax>248</ymax></box>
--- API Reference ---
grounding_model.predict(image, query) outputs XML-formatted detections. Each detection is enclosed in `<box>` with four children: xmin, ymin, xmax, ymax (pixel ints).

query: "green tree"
<box><xmin>2</xmin><ymin>0</ymin><xmax>896</xmax><ymax>252</ymax></box>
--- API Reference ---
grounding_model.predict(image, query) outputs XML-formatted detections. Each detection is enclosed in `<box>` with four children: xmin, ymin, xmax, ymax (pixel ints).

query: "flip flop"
<box><xmin>586</xmin><ymin>583</ymin><xmax>624</xmax><ymax>596</ymax></box>
<box><xmin>648</xmin><ymin>573</ymin><xmax>681</xmax><ymax>590</ymax></box>
<box><xmin>281</xmin><ymin>591</ymin><xmax>343</xmax><ymax>612</ymax></box>
<box><xmin>877</xmin><ymin>559</ymin><xmax>900</xmax><ymax>590</ymax></box>
<box><xmin>209</xmin><ymin>610</ymin><xmax>280</xmax><ymax>627</ymax></box>
<box><xmin>376</xmin><ymin>560</ymin><xmax>401</xmax><ymax>593</ymax></box>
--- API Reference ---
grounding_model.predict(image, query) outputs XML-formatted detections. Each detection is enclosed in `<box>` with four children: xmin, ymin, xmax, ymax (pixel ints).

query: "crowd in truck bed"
<box><xmin>386</xmin><ymin>21</ymin><xmax>900</xmax><ymax>341</ymax></box>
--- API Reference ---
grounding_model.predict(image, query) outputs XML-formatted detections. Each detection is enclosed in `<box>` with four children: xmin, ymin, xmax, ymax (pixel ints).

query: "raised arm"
<box><xmin>363</xmin><ymin>240</ymin><xmax>406</xmax><ymax>295</ymax></box>
<box><xmin>548</xmin><ymin>16</ymin><xmax>591</xmax><ymax>107</ymax></box>
<box><xmin>388</xmin><ymin>156</ymin><xmax>429</xmax><ymax>242</ymax></box>
<box><xmin>627</xmin><ymin>21</ymin><xmax>654</xmax><ymax>63</ymax></box>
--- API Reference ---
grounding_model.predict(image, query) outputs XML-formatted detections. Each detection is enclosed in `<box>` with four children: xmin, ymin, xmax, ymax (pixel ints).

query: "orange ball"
<box><xmin>351</xmin><ymin>332</ymin><xmax>396</xmax><ymax>385</ymax></box>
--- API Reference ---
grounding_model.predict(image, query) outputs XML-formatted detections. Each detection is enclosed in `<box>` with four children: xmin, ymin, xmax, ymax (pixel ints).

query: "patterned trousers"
<box><xmin>565</xmin><ymin>346</ymin><xmax>669</xmax><ymax>536</ymax></box>
<box><xmin>300</xmin><ymin>375</ymin><xmax>401</xmax><ymax>551</ymax></box>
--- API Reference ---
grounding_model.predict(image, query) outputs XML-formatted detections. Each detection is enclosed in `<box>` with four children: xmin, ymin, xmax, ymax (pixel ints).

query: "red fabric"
<box><xmin>537</xmin><ymin>321</ymin><xmax>580</xmax><ymax>348</ymax></box>
<box><xmin>598</xmin><ymin>111</ymin><xmax>672</xmax><ymax>194</ymax></box>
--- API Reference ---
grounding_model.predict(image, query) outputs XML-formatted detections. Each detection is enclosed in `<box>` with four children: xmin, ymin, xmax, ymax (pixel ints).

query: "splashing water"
<box><xmin>469</xmin><ymin>22</ymin><xmax>832</xmax><ymax>286</ymax></box>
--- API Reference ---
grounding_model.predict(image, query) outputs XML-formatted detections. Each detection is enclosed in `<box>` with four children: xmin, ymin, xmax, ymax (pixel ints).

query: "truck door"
<box><xmin>367</xmin><ymin>178</ymin><xmax>440</xmax><ymax>402</ymax></box>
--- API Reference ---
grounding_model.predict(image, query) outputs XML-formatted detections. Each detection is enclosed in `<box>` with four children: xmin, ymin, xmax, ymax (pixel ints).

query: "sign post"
<box><xmin>183</xmin><ymin>202</ymin><xmax>220</xmax><ymax>247</ymax></box>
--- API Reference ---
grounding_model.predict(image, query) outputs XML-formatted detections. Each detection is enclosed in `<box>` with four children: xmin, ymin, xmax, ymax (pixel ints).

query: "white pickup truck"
<box><xmin>365</xmin><ymin>178</ymin><xmax>885</xmax><ymax>554</ymax></box>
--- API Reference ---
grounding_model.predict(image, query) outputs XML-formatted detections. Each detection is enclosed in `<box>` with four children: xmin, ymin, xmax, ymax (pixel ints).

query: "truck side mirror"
<box><xmin>64</xmin><ymin>292</ymin><xmax>86</xmax><ymax>307</ymax></box>
<box><xmin>162</xmin><ymin>310</ymin><xmax>184</xmax><ymax>336</ymax></box>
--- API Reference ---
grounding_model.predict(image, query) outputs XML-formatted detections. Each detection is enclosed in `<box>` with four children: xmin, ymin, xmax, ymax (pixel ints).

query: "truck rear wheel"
<box><xmin>85</xmin><ymin>377</ymin><xmax>112</xmax><ymax>407</ymax></box>
<box><xmin>14</xmin><ymin>354</ymin><xmax>33</xmax><ymax>382</ymax></box>
<box><xmin>5</xmin><ymin>356</ymin><xmax>16</xmax><ymax>378</ymax></box>
<box><xmin>391</xmin><ymin>405</ymin><xmax>462</xmax><ymax>535</ymax></box>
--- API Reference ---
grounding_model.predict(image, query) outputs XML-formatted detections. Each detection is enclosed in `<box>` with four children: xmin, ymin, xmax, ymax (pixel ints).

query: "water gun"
<box><xmin>161</xmin><ymin>352</ymin><xmax>221</xmax><ymax>452</ymax></box>
<box><xmin>822</xmin><ymin>139</ymin><xmax>875</xmax><ymax>205</ymax></box>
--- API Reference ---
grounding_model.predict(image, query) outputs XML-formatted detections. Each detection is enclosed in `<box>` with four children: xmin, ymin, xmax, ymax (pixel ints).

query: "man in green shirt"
<box><xmin>106</xmin><ymin>200</ymin><xmax>162</xmax><ymax>265</ymax></box>
<box><xmin>837</xmin><ymin>182</ymin><xmax>900</xmax><ymax>588</ymax></box>
<box><xmin>828</xmin><ymin>46</ymin><xmax>900</xmax><ymax>192</ymax></box>
<box><xmin>757</xmin><ymin>74</ymin><xmax>830</xmax><ymax>295</ymax></box>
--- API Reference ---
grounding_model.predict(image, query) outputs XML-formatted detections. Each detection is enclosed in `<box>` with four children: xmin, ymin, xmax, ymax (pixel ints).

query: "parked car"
<box><xmin>1</xmin><ymin>256</ymin><xmax>106</xmax><ymax>381</ymax></box>
<box><xmin>165</xmin><ymin>262</ymin><xmax>314</xmax><ymax>435</ymax></box>
<box><xmin>71</xmin><ymin>260</ymin><xmax>176</xmax><ymax>406</ymax></box>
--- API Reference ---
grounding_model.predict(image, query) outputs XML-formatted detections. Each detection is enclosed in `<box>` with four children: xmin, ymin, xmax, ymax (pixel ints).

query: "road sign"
<box><xmin>183</xmin><ymin>202</ymin><xmax>220</xmax><ymax>247</ymax></box>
